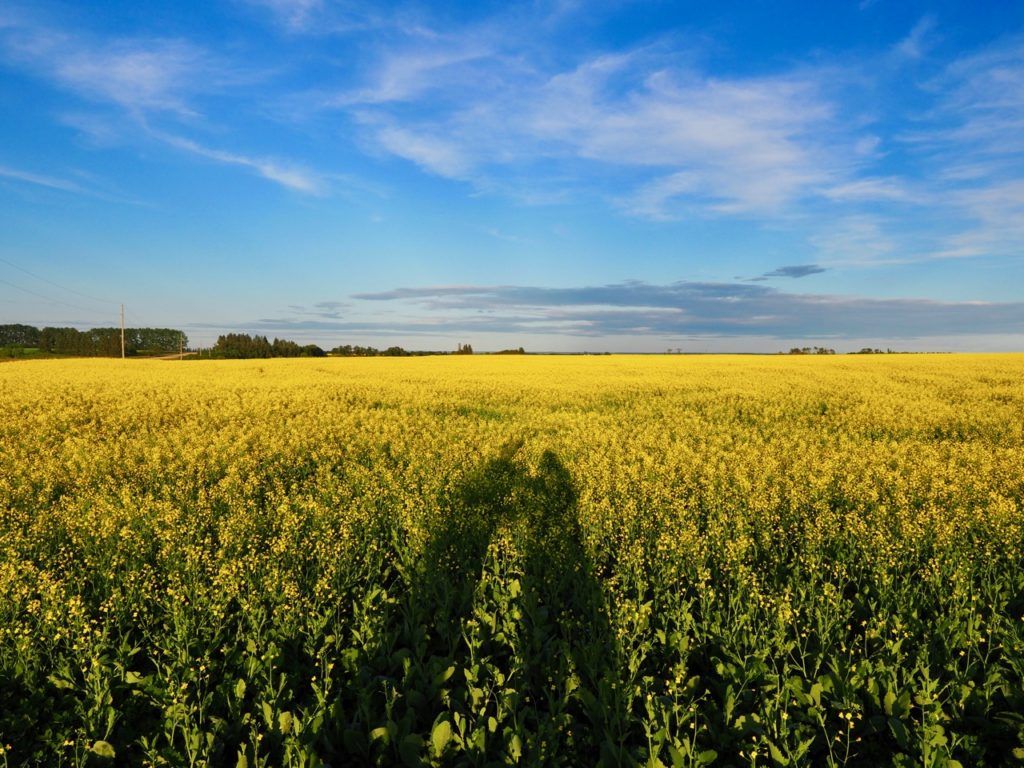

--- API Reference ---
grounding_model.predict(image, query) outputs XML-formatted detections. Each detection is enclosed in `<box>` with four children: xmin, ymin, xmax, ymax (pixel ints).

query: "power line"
<box><xmin>0</xmin><ymin>276</ymin><xmax>117</xmax><ymax>318</ymax></box>
<box><xmin>120</xmin><ymin>305</ymin><xmax>172</xmax><ymax>331</ymax></box>
<box><xmin>0</xmin><ymin>263</ymin><xmax>181</xmax><ymax>336</ymax></box>
<box><xmin>0</xmin><ymin>256</ymin><xmax>116</xmax><ymax>305</ymax></box>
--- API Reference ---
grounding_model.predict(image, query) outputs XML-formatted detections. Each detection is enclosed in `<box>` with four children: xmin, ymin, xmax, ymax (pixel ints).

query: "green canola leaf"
<box><xmin>767</xmin><ymin>740</ymin><xmax>789</xmax><ymax>765</ymax></box>
<box><xmin>884</xmin><ymin>688</ymin><xmax>896</xmax><ymax>716</ymax></box>
<box><xmin>431</xmin><ymin>720</ymin><xmax>452</xmax><ymax>756</ymax></box>
<box><xmin>91</xmin><ymin>740</ymin><xmax>116</xmax><ymax>759</ymax></box>
<box><xmin>279</xmin><ymin>711</ymin><xmax>293</xmax><ymax>735</ymax></box>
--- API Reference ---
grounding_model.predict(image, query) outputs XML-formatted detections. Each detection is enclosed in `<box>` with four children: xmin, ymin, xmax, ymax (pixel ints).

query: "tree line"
<box><xmin>209</xmin><ymin>335</ymin><xmax>497</xmax><ymax>358</ymax></box>
<box><xmin>785</xmin><ymin>346</ymin><xmax>836</xmax><ymax>355</ymax></box>
<box><xmin>329</xmin><ymin>344</ymin><xmax>437</xmax><ymax>357</ymax></box>
<box><xmin>209</xmin><ymin>334</ymin><xmax>326</xmax><ymax>359</ymax></box>
<box><xmin>0</xmin><ymin>324</ymin><xmax>187</xmax><ymax>356</ymax></box>
<box><xmin>3</xmin><ymin>325</ymin><xmax>528</xmax><ymax>359</ymax></box>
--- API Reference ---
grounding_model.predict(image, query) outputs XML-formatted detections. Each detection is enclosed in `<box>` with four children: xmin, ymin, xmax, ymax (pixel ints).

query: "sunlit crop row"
<box><xmin>1</xmin><ymin>355</ymin><xmax>1022</xmax><ymax>766</ymax></box>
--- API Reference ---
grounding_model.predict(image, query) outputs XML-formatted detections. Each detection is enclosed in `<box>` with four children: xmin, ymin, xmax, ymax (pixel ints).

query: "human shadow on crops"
<box><xmin>335</xmin><ymin>442</ymin><xmax>630</xmax><ymax>765</ymax></box>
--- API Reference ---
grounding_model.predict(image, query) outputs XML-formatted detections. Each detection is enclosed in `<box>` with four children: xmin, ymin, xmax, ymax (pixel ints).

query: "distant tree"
<box><xmin>35</xmin><ymin>326</ymin><xmax>185</xmax><ymax>356</ymax></box>
<box><xmin>788</xmin><ymin>346</ymin><xmax>834</xmax><ymax>355</ymax></box>
<box><xmin>455</xmin><ymin>343</ymin><xmax>474</xmax><ymax>355</ymax></box>
<box><xmin>271</xmin><ymin>338</ymin><xmax>302</xmax><ymax>357</ymax></box>
<box><xmin>132</xmin><ymin>328</ymin><xmax>188</xmax><ymax>354</ymax></box>
<box><xmin>331</xmin><ymin>342</ymin><xmax>447</xmax><ymax>357</ymax></box>
<box><xmin>0</xmin><ymin>324</ymin><xmax>40</xmax><ymax>346</ymax></box>
<box><xmin>212</xmin><ymin>333</ymin><xmax>273</xmax><ymax>358</ymax></box>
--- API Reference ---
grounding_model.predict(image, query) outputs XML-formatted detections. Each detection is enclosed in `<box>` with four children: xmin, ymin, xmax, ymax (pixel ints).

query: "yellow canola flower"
<box><xmin>0</xmin><ymin>353</ymin><xmax>1021</xmax><ymax>669</ymax></box>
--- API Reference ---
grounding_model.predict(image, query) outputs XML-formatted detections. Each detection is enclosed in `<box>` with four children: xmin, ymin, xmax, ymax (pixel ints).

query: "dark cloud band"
<box><xmin>281</xmin><ymin>280</ymin><xmax>1024</xmax><ymax>338</ymax></box>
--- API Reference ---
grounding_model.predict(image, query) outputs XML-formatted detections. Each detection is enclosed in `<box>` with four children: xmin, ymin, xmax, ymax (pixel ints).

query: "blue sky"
<box><xmin>2</xmin><ymin>0</ymin><xmax>1023</xmax><ymax>351</ymax></box>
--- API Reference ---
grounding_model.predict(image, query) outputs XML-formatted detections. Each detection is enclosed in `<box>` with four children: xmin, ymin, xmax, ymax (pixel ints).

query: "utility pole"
<box><xmin>179</xmin><ymin>332</ymin><xmax>184</xmax><ymax>361</ymax></box>
<box><xmin>120</xmin><ymin>304</ymin><xmax>126</xmax><ymax>359</ymax></box>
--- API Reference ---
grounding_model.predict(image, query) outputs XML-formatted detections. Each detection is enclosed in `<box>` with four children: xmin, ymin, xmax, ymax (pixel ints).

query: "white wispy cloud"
<box><xmin>334</xmin><ymin>35</ymin><xmax>852</xmax><ymax>219</ymax></box>
<box><xmin>369</xmin><ymin>122</ymin><xmax>472</xmax><ymax>178</ymax></box>
<box><xmin>927</xmin><ymin>180</ymin><xmax>1024</xmax><ymax>259</ymax></box>
<box><xmin>809</xmin><ymin>215</ymin><xmax>901</xmax><ymax>265</ymax></box>
<box><xmin>0</xmin><ymin>162</ymin><xmax>147</xmax><ymax>205</ymax></box>
<box><xmin>277</xmin><ymin>9</ymin><xmax>1024</xmax><ymax>265</ymax></box>
<box><xmin>238</xmin><ymin>0</ymin><xmax>394</xmax><ymax>35</ymax></box>
<box><xmin>0</xmin><ymin>164</ymin><xmax>85</xmax><ymax>193</ymax></box>
<box><xmin>6</xmin><ymin>0</ymin><xmax>1024</xmax><ymax>271</ymax></box>
<box><xmin>243</xmin><ymin>0</ymin><xmax>324</xmax><ymax>31</ymax></box>
<box><xmin>899</xmin><ymin>37</ymin><xmax>1024</xmax><ymax>260</ymax></box>
<box><xmin>155</xmin><ymin>132</ymin><xmax>327</xmax><ymax>194</ymax></box>
<box><xmin>918</xmin><ymin>38</ymin><xmax>1024</xmax><ymax>158</ymax></box>
<box><xmin>0</xmin><ymin>10</ymin><xmax>330</xmax><ymax>194</ymax></box>
<box><xmin>338</xmin><ymin>44</ymin><xmax>496</xmax><ymax>106</ymax></box>
<box><xmin>893</xmin><ymin>15</ymin><xmax>938</xmax><ymax>61</ymax></box>
<box><xmin>822</xmin><ymin>177</ymin><xmax>921</xmax><ymax>203</ymax></box>
<box><xmin>534</xmin><ymin>62</ymin><xmax>839</xmax><ymax>217</ymax></box>
<box><xmin>0</xmin><ymin>22</ymin><xmax>213</xmax><ymax>116</ymax></box>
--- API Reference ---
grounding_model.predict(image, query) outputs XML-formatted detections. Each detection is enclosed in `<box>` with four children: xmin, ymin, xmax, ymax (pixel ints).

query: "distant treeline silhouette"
<box><xmin>0</xmin><ymin>324</ymin><xmax>186</xmax><ymax>356</ymax></box>
<box><xmin>785</xmin><ymin>346</ymin><xmax>836</xmax><ymax>355</ymax></box>
<box><xmin>210</xmin><ymin>334</ymin><xmax>326</xmax><ymax>359</ymax></box>
<box><xmin>3</xmin><ymin>325</ymin><xmax>528</xmax><ymax>359</ymax></box>
<box><xmin>208</xmin><ymin>336</ymin><xmax>518</xmax><ymax>358</ymax></box>
<box><xmin>205</xmin><ymin>336</ymin><xmax>446</xmax><ymax>359</ymax></box>
<box><xmin>331</xmin><ymin>344</ymin><xmax>425</xmax><ymax>357</ymax></box>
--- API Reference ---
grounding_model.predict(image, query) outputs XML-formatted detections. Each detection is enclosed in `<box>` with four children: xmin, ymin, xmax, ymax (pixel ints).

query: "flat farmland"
<box><xmin>1</xmin><ymin>355</ymin><xmax>1022</xmax><ymax>767</ymax></box>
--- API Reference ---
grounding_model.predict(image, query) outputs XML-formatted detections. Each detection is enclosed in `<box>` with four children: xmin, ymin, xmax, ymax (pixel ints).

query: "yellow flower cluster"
<box><xmin>2</xmin><ymin>354</ymin><xmax>1022</xmax><ymax>625</ymax></box>
<box><xmin>0</xmin><ymin>353</ymin><xmax>1021</xmax><ymax>765</ymax></box>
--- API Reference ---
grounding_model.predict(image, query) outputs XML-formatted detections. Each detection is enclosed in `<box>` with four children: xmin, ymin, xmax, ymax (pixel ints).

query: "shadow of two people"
<box><xmin>361</xmin><ymin>440</ymin><xmax>629</xmax><ymax>764</ymax></box>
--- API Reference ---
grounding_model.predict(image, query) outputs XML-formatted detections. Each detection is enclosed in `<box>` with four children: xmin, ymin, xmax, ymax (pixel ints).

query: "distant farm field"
<box><xmin>1</xmin><ymin>355</ymin><xmax>1023</xmax><ymax>767</ymax></box>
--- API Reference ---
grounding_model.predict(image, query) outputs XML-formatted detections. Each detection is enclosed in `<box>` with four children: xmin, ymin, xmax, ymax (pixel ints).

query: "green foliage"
<box><xmin>787</xmin><ymin>346</ymin><xmax>836</xmax><ymax>355</ymax></box>
<box><xmin>331</xmin><ymin>344</ymin><xmax>414</xmax><ymax>357</ymax></box>
<box><xmin>0</xmin><ymin>323</ymin><xmax>40</xmax><ymax>346</ymax></box>
<box><xmin>211</xmin><ymin>334</ymin><xmax>325</xmax><ymax>359</ymax></box>
<box><xmin>33</xmin><ymin>325</ymin><xmax>187</xmax><ymax>356</ymax></box>
<box><xmin>1</xmin><ymin>357</ymin><xmax>1022</xmax><ymax>766</ymax></box>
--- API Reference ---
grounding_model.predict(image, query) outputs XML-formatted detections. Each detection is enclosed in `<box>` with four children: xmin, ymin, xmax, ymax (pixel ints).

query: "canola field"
<box><xmin>1</xmin><ymin>355</ymin><xmax>1023</xmax><ymax>768</ymax></box>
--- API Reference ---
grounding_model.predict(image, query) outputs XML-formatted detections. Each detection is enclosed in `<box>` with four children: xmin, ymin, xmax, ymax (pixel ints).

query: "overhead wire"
<box><xmin>0</xmin><ymin>276</ymin><xmax>118</xmax><ymax>318</ymax></box>
<box><xmin>0</xmin><ymin>256</ymin><xmax>117</xmax><ymax>306</ymax></box>
<box><xmin>0</xmin><ymin>258</ymin><xmax>186</xmax><ymax>340</ymax></box>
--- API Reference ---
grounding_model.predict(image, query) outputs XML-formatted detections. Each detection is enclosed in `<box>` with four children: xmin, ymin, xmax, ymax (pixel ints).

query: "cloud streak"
<box><xmin>345</xmin><ymin>280</ymin><xmax>1024</xmax><ymax>339</ymax></box>
<box><xmin>155</xmin><ymin>132</ymin><xmax>327</xmax><ymax>194</ymax></box>
<box><xmin>0</xmin><ymin>10</ymin><xmax>329</xmax><ymax>194</ymax></box>
<box><xmin>0</xmin><ymin>20</ymin><xmax>214</xmax><ymax>116</ymax></box>
<box><xmin>756</xmin><ymin>264</ymin><xmax>827</xmax><ymax>280</ymax></box>
<box><xmin>0</xmin><ymin>164</ymin><xmax>84</xmax><ymax>193</ymax></box>
<box><xmin>0</xmin><ymin>163</ymin><xmax>146</xmax><ymax>205</ymax></box>
<box><xmin>345</xmin><ymin>46</ymin><xmax>848</xmax><ymax>217</ymax></box>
